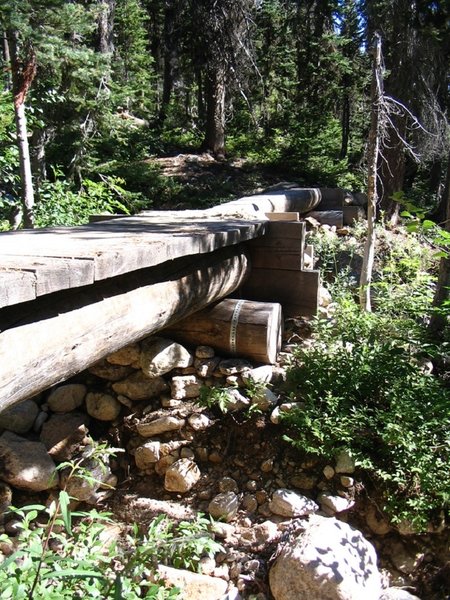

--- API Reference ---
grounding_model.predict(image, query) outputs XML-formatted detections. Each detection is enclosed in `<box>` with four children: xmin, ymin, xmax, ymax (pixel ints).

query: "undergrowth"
<box><xmin>0</xmin><ymin>443</ymin><xmax>223</xmax><ymax>599</ymax></box>
<box><xmin>283</xmin><ymin>226</ymin><xmax>449</xmax><ymax>532</ymax></box>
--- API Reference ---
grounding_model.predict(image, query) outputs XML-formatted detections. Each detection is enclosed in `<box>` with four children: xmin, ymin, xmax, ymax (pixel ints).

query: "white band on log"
<box><xmin>229</xmin><ymin>299</ymin><xmax>245</xmax><ymax>354</ymax></box>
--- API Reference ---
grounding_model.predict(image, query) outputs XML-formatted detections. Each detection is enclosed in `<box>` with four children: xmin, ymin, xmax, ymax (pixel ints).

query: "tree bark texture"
<box><xmin>7</xmin><ymin>30</ymin><xmax>36</xmax><ymax>229</ymax></box>
<box><xmin>202</xmin><ymin>66</ymin><xmax>226</xmax><ymax>157</ymax></box>
<box><xmin>428</xmin><ymin>154</ymin><xmax>450</xmax><ymax>338</ymax></box>
<box><xmin>97</xmin><ymin>0</ymin><xmax>116</xmax><ymax>54</ymax></box>
<box><xmin>360</xmin><ymin>33</ymin><xmax>382</xmax><ymax>312</ymax></box>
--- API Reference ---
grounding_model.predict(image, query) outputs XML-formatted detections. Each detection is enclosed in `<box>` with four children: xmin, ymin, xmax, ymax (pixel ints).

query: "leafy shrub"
<box><xmin>283</xmin><ymin>305</ymin><xmax>450</xmax><ymax>531</ymax></box>
<box><xmin>34</xmin><ymin>175</ymin><xmax>144</xmax><ymax>227</ymax></box>
<box><xmin>0</xmin><ymin>443</ymin><xmax>222</xmax><ymax>598</ymax></box>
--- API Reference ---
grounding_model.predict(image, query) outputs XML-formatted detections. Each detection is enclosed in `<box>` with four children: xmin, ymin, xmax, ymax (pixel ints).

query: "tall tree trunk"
<box><xmin>97</xmin><ymin>0</ymin><xmax>115</xmax><ymax>54</ymax></box>
<box><xmin>2</xmin><ymin>31</ymin><xmax>12</xmax><ymax>91</ymax></box>
<box><xmin>7</xmin><ymin>30</ymin><xmax>36</xmax><ymax>229</ymax></box>
<box><xmin>202</xmin><ymin>66</ymin><xmax>226</xmax><ymax>157</ymax></box>
<box><xmin>159</xmin><ymin>0</ymin><xmax>176</xmax><ymax>123</ymax></box>
<box><xmin>360</xmin><ymin>33</ymin><xmax>382</xmax><ymax>311</ymax></box>
<box><xmin>428</xmin><ymin>154</ymin><xmax>450</xmax><ymax>338</ymax></box>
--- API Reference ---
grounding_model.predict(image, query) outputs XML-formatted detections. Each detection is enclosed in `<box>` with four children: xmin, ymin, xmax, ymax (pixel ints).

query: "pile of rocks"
<box><xmin>0</xmin><ymin>334</ymin><xmax>430</xmax><ymax>599</ymax></box>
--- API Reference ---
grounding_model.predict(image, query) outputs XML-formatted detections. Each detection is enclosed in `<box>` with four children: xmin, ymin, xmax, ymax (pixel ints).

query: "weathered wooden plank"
<box><xmin>0</xmin><ymin>217</ymin><xmax>267</xmax><ymax>283</ymax></box>
<box><xmin>0</xmin><ymin>269</ymin><xmax>36</xmax><ymax>306</ymax></box>
<box><xmin>0</xmin><ymin>247</ymin><xmax>250</xmax><ymax>409</ymax></box>
<box><xmin>240</xmin><ymin>268</ymin><xmax>320</xmax><ymax>317</ymax></box>
<box><xmin>265</xmin><ymin>212</ymin><xmax>300</xmax><ymax>221</ymax></box>
<box><xmin>0</xmin><ymin>256</ymin><xmax>94</xmax><ymax>301</ymax></box>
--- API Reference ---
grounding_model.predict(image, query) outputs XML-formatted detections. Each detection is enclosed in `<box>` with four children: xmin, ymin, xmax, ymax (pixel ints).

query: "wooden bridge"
<box><xmin>0</xmin><ymin>187</ymin><xmax>352</xmax><ymax>411</ymax></box>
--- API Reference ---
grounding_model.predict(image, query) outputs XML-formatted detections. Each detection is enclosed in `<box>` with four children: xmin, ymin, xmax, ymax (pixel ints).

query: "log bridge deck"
<box><xmin>0</xmin><ymin>188</ymin><xmax>326</xmax><ymax>410</ymax></box>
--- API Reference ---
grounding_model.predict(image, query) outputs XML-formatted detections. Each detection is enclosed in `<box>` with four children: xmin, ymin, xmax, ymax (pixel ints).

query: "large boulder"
<box><xmin>0</xmin><ymin>400</ymin><xmax>39</xmax><ymax>434</ymax></box>
<box><xmin>0</xmin><ymin>432</ymin><xmax>57</xmax><ymax>491</ymax></box>
<box><xmin>269</xmin><ymin>515</ymin><xmax>382</xmax><ymax>600</ymax></box>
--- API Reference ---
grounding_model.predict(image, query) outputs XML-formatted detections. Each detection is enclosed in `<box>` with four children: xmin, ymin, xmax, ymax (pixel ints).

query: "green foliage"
<box><xmin>282</xmin><ymin>239</ymin><xmax>449</xmax><ymax>532</ymax></box>
<box><xmin>34</xmin><ymin>174</ymin><xmax>145</xmax><ymax>227</ymax></box>
<box><xmin>199</xmin><ymin>385</ymin><xmax>235</xmax><ymax>413</ymax></box>
<box><xmin>0</xmin><ymin>439</ymin><xmax>223</xmax><ymax>599</ymax></box>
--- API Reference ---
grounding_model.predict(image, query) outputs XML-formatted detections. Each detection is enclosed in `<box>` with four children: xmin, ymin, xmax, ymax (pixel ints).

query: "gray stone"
<box><xmin>318</xmin><ymin>492</ymin><xmax>355</xmax><ymax>514</ymax></box>
<box><xmin>170</xmin><ymin>375</ymin><xmax>202</xmax><ymax>399</ymax></box>
<box><xmin>226</xmin><ymin>388</ymin><xmax>251</xmax><ymax>412</ymax></box>
<box><xmin>106</xmin><ymin>343</ymin><xmax>140</xmax><ymax>366</ymax></box>
<box><xmin>188</xmin><ymin>413</ymin><xmax>212</xmax><ymax>431</ymax></box>
<box><xmin>0</xmin><ymin>400</ymin><xmax>39</xmax><ymax>434</ymax></box>
<box><xmin>335</xmin><ymin>450</ymin><xmax>355</xmax><ymax>474</ymax></box>
<box><xmin>164</xmin><ymin>458</ymin><xmax>201</xmax><ymax>492</ymax></box>
<box><xmin>251</xmin><ymin>387</ymin><xmax>278</xmax><ymax>411</ymax></box>
<box><xmin>155</xmin><ymin>564</ymin><xmax>227</xmax><ymax>600</ymax></box>
<box><xmin>47</xmin><ymin>384</ymin><xmax>87</xmax><ymax>413</ymax></box>
<box><xmin>219</xmin><ymin>477</ymin><xmax>239</xmax><ymax>493</ymax></box>
<box><xmin>136</xmin><ymin>416</ymin><xmax>185</xmax><ymax>437</ymax></box>
<box><xmin>140</xmin><ymin>337</ymin><xmax>193</xmax><ymax>377</ymax></box>
<box><xmin>208</xmin><ymin>491</ymin><xmax>240</xmax><ymax>522</ymax></box>
<box><xmin>86</xmin><ymin>393</ymin><xmax>121</xmax><ymax>421</ymax></box>
<box><xmin>269</xmin><ymin>515</ymin><xmax>382</xmax><ymax>600</ymax></box>
<box><xmin>112</xmin><ymin>372</ymin><xmax>168</xmax><ymax>401</ymax></box>
<box><xmin>379</xmin><ymin>588</ymin><xmax>422</xmax><ymax>600</ymax></box>
<box><xmin>323</xmin><ymin>465</ymin><xmax>335</xmax><ymax>479</ymax></box>
<box><xmin>269</xmin><ymin>488</ymin><xmax>319</xmax><ymax>518</ymax></box>
<box><xmin>40</xmin><ymin>413</ymin><xmax>89</xmax><ymax>461</ymax></box>
<box><xmin>270</xmin><ymin>402</ymin><xmax>299</xmax><ymax>424</ymax></box>
<box><xmin>241</xmin><ymin>365</ymin><xmax>274</xmax><ymax>385</ymax></box>
<box><xmin>0</xmin><ymin>432</ymin><xmax>57</xmax><ymax>491</ymax></box>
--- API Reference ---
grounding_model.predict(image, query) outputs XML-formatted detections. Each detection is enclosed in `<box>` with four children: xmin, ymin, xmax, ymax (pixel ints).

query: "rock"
<box><xmin>219</xmin><ymin>477</ymin><xmax>239</xmax><ymax>493</ymax></box>
<box><xmin>33</xmin><ymin>411</ymin><xmax>49</xmax><ymax>433</ymax></box>
<box><xmin>270</xmin><ymin>402</ymin><xmax>299</xmax><ymax>424</ymax></box>
<box><xmin>319</xmin><ymin>286</ymin><xmax>332</xmax><ymax>307</ymax></box>
<box><xmin>335</xmin><ymin>450</ymin><xmax>355</xmax><ymax>474</ymax></box>
<box><xmin>170</xmin><ymin>375</ymin><xmax>202</xmax><ymax>399</ymax></box>
<box><xmin>365</xmin><ymin>504</ymin><xmax>391</xmax><ymax>535</ymax></box>
<box><xmin>61</xmin><ymin>445</ymin><xmax>113</xmax><ymax>502</ymax></box>
<box><xmin>323</xmin><ymin>465</ymin><xmax>335</xmax><ymax>479</ymax></box>
<box><xmin>251</xmin><ymin>387</ymin><xmax>278</xmax><ymax>411</ymax></box>
<box><xmin>290</xmin><ymin>473</ymin><xmax>318</xmax><ymax>490</ymax></box>
<box><xmin>195</xmin><ymin>357</ymin><xmax>221</xmax><ymax>378</ymax></box>
<box><xmin>106</xmin><ymin>343</ymin><xmax>140</xmax><ymax>366</ymax></box>
<box><xmin>242</xmin><ymin>494</ymin><xmax>258</xmax><ymax>513</ymax></box>
<box><xmin>134</xmin><ymin>441</ymin><xmax>161</xmax><ymax>468</ymax></box>
<box><xmin>208</xmin><ymin>491</ymin><xmax>240</xmax><ymax>522</ymax></box>
<box><xmin>89</xmin><ymin>360</ymin><xmax>134</xmax><ymax>381</ymax></box>
<box><xmin>317</xmin><ymin>492</ymin><xmax>355</xmax><ymax>514</ymax></box>
<box><xmin>86</xmin><ymin>393</ymin><xmax>121</xmax><ymax>421</ymax></box>
<box><xmin>242</xmin><ymin>366</ymin><xmax>274</xmax><ymax>385</ymax></box>
<box><xmin>164</xmin><ymin>458</ymin><xmax>201</xmax><ymax>492</ymax></box>
<box><xmin>340</xmin><ymin>476</ymin><xmax>354</xmax><ymax>488</ymax></box>
<box><xmin>226</xmin><ymin>388</ymin><xmax>251</xmax><ymax>412</ymax></box>
<box><xmin>112</xmin><ymin>372</ymin><xmax>168</xmax><ymax>400</ymax></box>
<box><xmin>140</xmin><ymin>337</ymin><xmax>193</xmax><ymax>377</ymax></box>
<box><xmin>188</xmin><ymin>413</ymin><xmax>212</xmax><ymax>431</ymax></box>
<box><xmin>269</xmin><ymin>488</ymin><xmax>319</xmax><ymax>518</ymax></box>
<box><xmin>0</xmin><ymin>400</ymin><xmax>39</xmax><ymax>434</ymax></box>
<box><xmin>386</xmin><ymin>541</ymin><xmax>423</xmax><ymax>575</ymax></box>
<box><xmin>155</xmin><ymin>564</ymin><xmax>227</xmax><ymax>600</ymax></box>
<box><xmin>155</xmin><ymin>455</ymin><xmax>177</xmax><ymax>476</ymax></box>
<box><xmin>269</xmin><ymin>515</ymin><xmax>382</xmax><ymax>600</ymax></box>
<box><xmin>47</xmin><ymin>384</ymin><xmax>87</xmax><ymax>413</ymax></box>
<box><xmin>218</xmin><ymin>359</ymin><xmax>252</xmax><ymax>375</ymax></box>
<box><xmin>0</xmin><ymin>482</ymin><xmax>12</xmax><ymax>523</ymax></box>
<box><xmin>0</xmin><ymin>432</ymin><xmax>57</xmax><ymax>491</ymax></box>
<box><xmin>379</xmin><ymin>588</ymin><xmax>422</xmax><ymax>600</ymax></box>
<box><xmin>195</xmin><ymin>346</ymin><xmax>215</xmax><ymax>359</ymax></box>
<box><xmin>136</xmin><ymin>416</ymin><xmax>185</xmax><ymax>437</ymax></box>
<box><xmin>40</xmin><ymin>413</ymin><xmax>89</xmax><ymax>461</ymax></box>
